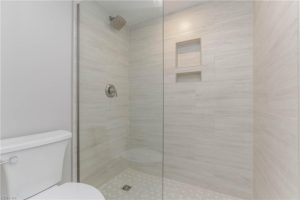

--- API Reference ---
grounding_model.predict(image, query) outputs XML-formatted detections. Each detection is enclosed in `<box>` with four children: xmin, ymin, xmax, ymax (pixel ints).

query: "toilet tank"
<box><xmin>0</xmin><ymin>130</ymin><xmax>72</xmax><ymax>200</ymax></box>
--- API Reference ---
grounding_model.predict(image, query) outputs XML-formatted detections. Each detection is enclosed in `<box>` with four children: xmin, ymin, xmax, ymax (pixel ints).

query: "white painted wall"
<box><xmin>1</xmin><ymin>1</ymin><xmax>73</xmax><ymax>181</ymax></box>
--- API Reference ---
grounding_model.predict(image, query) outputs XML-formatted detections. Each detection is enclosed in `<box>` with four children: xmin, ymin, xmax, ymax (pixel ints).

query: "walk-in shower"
<box><xmin>76</xmin><ymin>1</ymin><xmax>163</xmax><ymax>199</ymax></box>
<box><xmin>75</xmin><ymin>1</ymin><xmax>300</xmax><ymax>200</ymax></box>
<box><xmin>1</xmin><ymin>0</ymin><xmax>299</xmax><ymax>199</ymax></box>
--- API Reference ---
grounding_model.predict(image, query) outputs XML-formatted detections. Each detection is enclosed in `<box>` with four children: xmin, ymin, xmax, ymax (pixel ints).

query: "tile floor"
<box><xmin>100</xmin><ymin>168</ymin><xmax>243</xmax><ymax>200</ymax></box>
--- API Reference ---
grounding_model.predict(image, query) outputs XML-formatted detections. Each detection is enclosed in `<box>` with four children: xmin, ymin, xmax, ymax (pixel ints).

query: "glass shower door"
<box><xmin>77</xmin><ymin>1</ymin><xmax>163</xmax><ymax>200</ymax></box>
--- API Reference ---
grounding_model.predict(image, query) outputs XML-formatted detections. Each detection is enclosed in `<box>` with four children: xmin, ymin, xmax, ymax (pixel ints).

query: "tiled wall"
<box><xmin>77</xmin><ymin>1</ymin><xmax>164</xmax><ymax>185</ymax></box>
<box><xmin>163</xmin><ymin>2</ymin><xmax>253</xmax><ymax>199</ymax></box>
<box><xmin>75</xmin><ymin>1</ymin><xmax>300</xmax><ymax>199</ymax></box>
<box><xmin>78</xmin><ymin>2</ymin><xmax>130</xmax><ymax>187</ymax></box>
<box><xmin>122</xmin><ymin>1</ymin><xmax>253</xmax><ymax>198</ymax></box>
<box><xmin>128</xmin><ymin>18</ymin><xmax>164</xmax><ymax>176</ymax></box>
<box><xmin>253</xmin><ymin>1</ymin><xmax>299</xmax><ymax>199</ymax></box>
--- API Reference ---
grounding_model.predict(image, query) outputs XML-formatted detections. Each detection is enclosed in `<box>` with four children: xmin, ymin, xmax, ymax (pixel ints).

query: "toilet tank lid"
<box><xmin>0</xmin><ymin>130</ymin><xmax>72</xmax><ymax>154</ymax></box>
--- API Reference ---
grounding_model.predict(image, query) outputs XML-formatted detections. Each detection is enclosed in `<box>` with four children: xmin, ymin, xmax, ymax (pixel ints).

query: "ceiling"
<box><xmin>97</xmin><ymin>0</ymin><xmax>202</xmax><ymax>26</ymax></box>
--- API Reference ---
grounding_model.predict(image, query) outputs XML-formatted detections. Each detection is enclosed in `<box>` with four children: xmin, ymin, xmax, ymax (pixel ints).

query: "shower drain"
<box><xmin>121</xmin><ymin>185</ymin><xmax>132</xmax><ymax>191</ymax></box>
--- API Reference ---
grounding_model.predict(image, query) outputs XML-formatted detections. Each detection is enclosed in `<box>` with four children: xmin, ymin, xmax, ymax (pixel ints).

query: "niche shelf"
<box><xmin>175</xmin><ymin>66</ymin><xmax>202</xmax><ymax>74</ymax></box>
<box><xmin>176</xmin><ymin>71</ymin><xmax>201</xmax><ymax>83</ymax></box>
<box><xmin>176</xmin><ymin>38</ymin><xmax>201</xmax><ymax>68</ymax></box>
<box><xmin>175</xmin><ymin>38</ymin><xmax>202</xmax><ymax>83</ymax></box>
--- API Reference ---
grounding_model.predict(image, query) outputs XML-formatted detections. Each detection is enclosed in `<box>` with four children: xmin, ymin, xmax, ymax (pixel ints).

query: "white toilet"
<box><xmin>0</xmin><ymin>130</ymin><xmax>105</xmax><ymax>200</ymax></box>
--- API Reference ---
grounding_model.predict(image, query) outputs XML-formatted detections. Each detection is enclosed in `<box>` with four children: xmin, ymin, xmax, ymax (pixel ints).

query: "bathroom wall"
<box><xmin>128</xmin><ymin>18</ymin><xmax>163</xmax><ymax>176</ymax></box>
<box><xmin>163</xmin><ymin>2</ymin><xmax>253</xmax><ymax>199</ymax></box>
<box><xmin>253</xmin><ymin>1</ymin><xmax>299</xmax><ymax>199</ymax></box>
<box><xmin>78</xmin><ymin>2</ymin><xmax>130</xmax><ymax>187</ymax></box>
<box><xmin>126</xmin><ymin>1</ymin><xmax>253</xmax><ymax>198</ymax></box>
<box><xmin>1</xmin><ymin>1</ymin><xmax>73</xmax><ymax>181</ymax></box>
<box><xmin>1</xmin><ymin>1</ymin><xmax>72</xmax><ymax>140</ymax></box>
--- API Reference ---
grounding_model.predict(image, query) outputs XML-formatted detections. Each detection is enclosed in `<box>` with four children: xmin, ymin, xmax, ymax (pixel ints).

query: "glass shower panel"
<box><xmin>77</xmin><ymin>1</ymin><xmax>163</xmax><ymax>200</ymax></box>
<box><xmin>163</xmin><ymin>1</ymin><xmax>253</xmax><ymax>199</ymax></box>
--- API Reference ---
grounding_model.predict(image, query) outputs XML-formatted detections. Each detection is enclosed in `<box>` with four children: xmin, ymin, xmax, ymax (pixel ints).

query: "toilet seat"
<box><xmin>28</xmin><ymin>183</ymin><xmax>105</xmax><ymax>200</ymax></box>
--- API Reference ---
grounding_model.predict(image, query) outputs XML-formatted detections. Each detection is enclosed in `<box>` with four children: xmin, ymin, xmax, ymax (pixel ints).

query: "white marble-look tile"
<box><xmin>253</xmin><ymin>1</ymin><xmax>299</xmax><ymax>199</ymax></box>
<box><xmin>128</xmin><ymin>17</ymin><xmax>164</xmax><ymax>176</ymax></box>
<box><xmin>77</xmin><ymin>2</ymin><xmax>255</xmax><ymax>200</ymax></box>
<box><xmin>78</xmin><ymin>1</ymin><xmax>130</xmax><ymax>186</ymax></box>
<box><xmin>163</xmin><ymin>2</ymin><xmax>253</xmax><ymax>199</ymax></box>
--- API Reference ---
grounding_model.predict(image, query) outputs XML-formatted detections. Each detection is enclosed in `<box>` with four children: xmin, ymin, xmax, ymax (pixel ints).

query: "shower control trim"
<box><xmin>105</xmin><ymin>84</ymin><xmax>118</xmax><ymax>98</ymax></box>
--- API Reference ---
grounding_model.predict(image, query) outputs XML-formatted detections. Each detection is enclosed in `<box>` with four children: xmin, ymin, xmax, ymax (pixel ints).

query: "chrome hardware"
<box><xmin>105</xmin><ymin>84</ymin><xmax>117</xmax><ymax>98</ymax></box>
<box><xmin>0</xmin><ymin>156</ymin><xmax>18</xmax><ymax>165</ymax></box>
<box><xmin>122</xmin><ymin>185</ymin><xmax>132</xmax><ymax>191</ymax></box>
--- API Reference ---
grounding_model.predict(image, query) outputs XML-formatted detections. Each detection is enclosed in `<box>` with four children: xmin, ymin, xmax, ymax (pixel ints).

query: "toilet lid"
<box><xmin>29</xmin><ymin>183</ymin><xmax>105</xmax><ymax>200</ymax></box>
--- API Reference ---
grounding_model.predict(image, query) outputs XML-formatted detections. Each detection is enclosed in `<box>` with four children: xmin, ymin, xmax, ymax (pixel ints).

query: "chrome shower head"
<box><xmin>109</xmin><ymin>15</ymin><xmax>127</xmax><ymax>30</ymax></box>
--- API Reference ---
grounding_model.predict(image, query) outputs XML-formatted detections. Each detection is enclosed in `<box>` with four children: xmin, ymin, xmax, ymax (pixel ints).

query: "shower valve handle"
<box><xmin>105</xmin><ymin>84</ymin><xmax>118</xmax><ymax>98</ymax></box>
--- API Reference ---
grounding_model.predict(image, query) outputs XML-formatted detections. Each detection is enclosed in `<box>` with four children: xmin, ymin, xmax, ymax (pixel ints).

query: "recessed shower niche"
<box><xmin>175</xmin><ymin>38</ymin><xmax>202</xmax><ymax>82</ymax></box>
<box><xmin>176</xmin><ymin>38</ymin><xmax>201</xmax><ymax>68</ymax></box>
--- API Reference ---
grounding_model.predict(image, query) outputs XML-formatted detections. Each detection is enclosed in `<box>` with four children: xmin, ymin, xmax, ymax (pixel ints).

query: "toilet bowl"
<box><xmin>29</xmin><ymin>183</ymin><xmax>105</xmax><ymax>200</ymax></box>
<box><xmin>0</xmin><ymin>130</ymin><xmax>105</xmax><ymax>200</ymax></box>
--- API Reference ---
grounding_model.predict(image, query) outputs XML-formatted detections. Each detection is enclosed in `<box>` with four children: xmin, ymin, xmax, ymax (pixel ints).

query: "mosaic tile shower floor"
<box><xmin>99</xmin><ymin>169</ymin><xmax>243</xmax><ymax>200</ymax></box>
